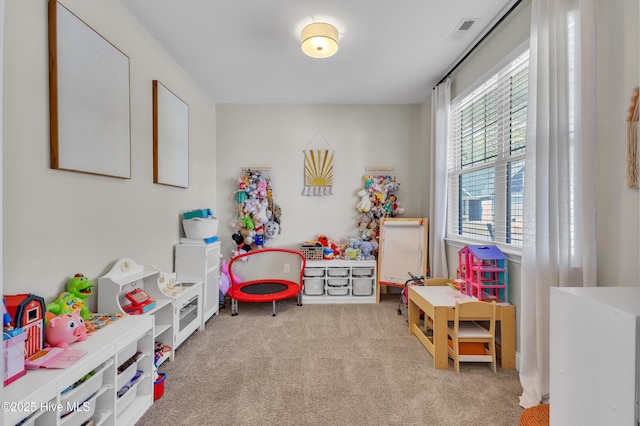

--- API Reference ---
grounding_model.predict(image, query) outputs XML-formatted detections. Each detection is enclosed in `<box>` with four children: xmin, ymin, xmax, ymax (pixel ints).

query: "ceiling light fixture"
<box><xmin>301</xmin><ymin>22</ymin><xmax>339</xmax><ymax>59</ymax></box>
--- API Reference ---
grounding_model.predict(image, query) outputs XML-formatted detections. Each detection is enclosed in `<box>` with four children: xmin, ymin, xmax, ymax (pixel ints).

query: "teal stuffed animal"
<box><xmin>46</xmin><ymin>273</ymin><xmax>94</xmax><ymax>320</ymax></box>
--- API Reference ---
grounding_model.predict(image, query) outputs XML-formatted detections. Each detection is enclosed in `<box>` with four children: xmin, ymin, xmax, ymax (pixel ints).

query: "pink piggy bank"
<box><xmin>45</xmin><ymin>309</ymin><xmax>88</xmax><ymax>349</ymax></box>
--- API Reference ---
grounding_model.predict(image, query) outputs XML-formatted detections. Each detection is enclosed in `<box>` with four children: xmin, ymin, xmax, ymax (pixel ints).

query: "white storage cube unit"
<box><xmin>302</xmin><ymin>260</ymin><xmax>377</xmax><ymax>304</ymax></box>
<box><xmin>3</xmin><ymin>315</ymin><xmax>154</xmax><ymax>426</ymax></box>
<box><xmin>550</xmin><ymin>287</ymin><xmax>640</xmax><ymax>426</ymax></box>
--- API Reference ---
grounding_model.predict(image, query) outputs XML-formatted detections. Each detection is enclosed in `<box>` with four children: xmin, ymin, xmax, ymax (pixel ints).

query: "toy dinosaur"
<box><xmin>46</xmin><ymin>273</ymin><xmax>95</xmax><ymax>320</ymax></box>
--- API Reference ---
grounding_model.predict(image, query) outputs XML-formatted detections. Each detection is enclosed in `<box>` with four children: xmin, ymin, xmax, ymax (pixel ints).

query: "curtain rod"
<box><xmin>434</xmin><ymin>0</ymin><xmax>524</xmax><ymax>88</ymax></box>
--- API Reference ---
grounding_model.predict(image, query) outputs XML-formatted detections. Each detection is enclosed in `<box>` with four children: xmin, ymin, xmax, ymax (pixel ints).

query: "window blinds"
<box><xmin>447</xmin><ymin>50</ymin><xmax>529</xmax><ymax>246</ymax></box>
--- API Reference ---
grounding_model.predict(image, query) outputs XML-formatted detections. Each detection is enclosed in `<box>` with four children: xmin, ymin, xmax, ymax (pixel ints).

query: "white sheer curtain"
<box><xmin>519</xmin><ymin>0</ymin><xmax>598</xmax><ymax>408</ymax></box>
<box><xmin>429</xmin><ymin>78</ymin><xmax>451</xmax><ymax>278</ymax></box>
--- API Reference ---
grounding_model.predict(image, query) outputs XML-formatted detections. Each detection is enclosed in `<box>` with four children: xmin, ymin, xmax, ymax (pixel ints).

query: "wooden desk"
<box><xmin>408</xmin><ymin>285</ymin><xmax>516</xmax><ymax>370</ymax></box>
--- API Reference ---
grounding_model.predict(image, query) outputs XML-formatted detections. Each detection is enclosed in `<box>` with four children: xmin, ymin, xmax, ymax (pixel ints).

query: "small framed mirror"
<box><xmin>153</xmin><ymin>80</ymin><xmax>189</xmax><ymax>188</ymax></box>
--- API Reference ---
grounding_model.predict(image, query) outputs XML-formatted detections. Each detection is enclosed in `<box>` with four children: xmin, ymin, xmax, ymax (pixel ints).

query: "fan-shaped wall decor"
<box><xmin>302</xmin><ymin>131</ymin><xmax>335</xmax><ymax>196</ymax></box>
<box><xmin>304</xmin><ymin>149</ymin><xmax>334</xmax><ymax>195</ymax></box>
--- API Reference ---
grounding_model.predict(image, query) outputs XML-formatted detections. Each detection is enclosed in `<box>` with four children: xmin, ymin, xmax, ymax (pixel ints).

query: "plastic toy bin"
<box><xmin>60</xmin><ymin>361</ymin><xmax>109</xmax><ymax>411</ymax></box>
<box><xmin>303</xmin><ymin>279</ymin><xmax>324</xmax><ymax>295</ymax></box>
<box><xmin>154</xmin><ymin>372</ymin><xmax>166</xmax><ymax>401</ymax></box>
<box><xmin>352</xmin><ymin>278</ymin><xmax>374</xmax><ymax>296</ymax></box>
<box><xmin>326</xmin><ymin>279</ymin><xmax>349</xmax><ymax>296</ymax></box>
<box><xmin>327</xmin><ymin>268</ymin><xmax>349</xmax><ymax>277</ymax></box>
<box><xmin>182</xmin><ymin>217</ymin><xmax>219</xmax><ymax>239</ymax></box>
<box><xmin>303</xmin><ymin>268</ymin><xmax>325</xmax><ymax>277</ymax></box>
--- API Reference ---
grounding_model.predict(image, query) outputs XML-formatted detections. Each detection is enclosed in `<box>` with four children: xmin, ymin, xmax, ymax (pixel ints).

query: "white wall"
<box><xmin>215</xmin><ymin>104</ymin><xmax>421</xmax><ymax>261</ymax></box>
<box><xmin>595</xmin><ymin>0</ymin><xmax>640</xmax><ymax>286</ymax></box>
<box><xmin>3</xmin><ymin>0</ymin><xmax>217</xmax><ymax>309</ymax></box>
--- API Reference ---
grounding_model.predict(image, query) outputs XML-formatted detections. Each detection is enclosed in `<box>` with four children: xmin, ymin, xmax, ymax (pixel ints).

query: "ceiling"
<box><xmin>118</xmin><ymin>0</ymin><xmax>516</xmax><ymax>105</ymax></box>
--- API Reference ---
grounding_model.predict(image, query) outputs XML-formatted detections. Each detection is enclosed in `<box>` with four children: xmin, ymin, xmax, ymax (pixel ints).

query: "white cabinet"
<box><xmin>302</xmin><ymin>260</ymin><xmax>377</xmax><ymax>304</ymax></box>
<box><xmin>4</xmin><ymin>314</ymin><xmax>154</xmax><ymax>426</ymax></box>
<box><xmin>148</xmin><ymin>270</ymin><xmax>203</xmax><ymax>352</ymax></box>
<box><xmin>97</xmin><ymin>258</ymin><xmax>174</xmax><ymax>365</ymax></box>
<box><xmin>175</xmin><ymin>241</ymin><xmax>221</xmax><ymax>328</ymax></box>
<box><xmin>550</xmin><ymin>287</ymin><xmax>640</xmax><ymax>426</ymax></box>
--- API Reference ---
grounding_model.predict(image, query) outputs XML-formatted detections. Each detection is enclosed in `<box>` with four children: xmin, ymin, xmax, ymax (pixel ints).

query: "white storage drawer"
<box><xmin>60</xmin><ymin>390</ymin><xmax>98</xmax><ymax>425</ymax></box>
<box><xmin>326</xmin><ymin>278</ymin><xmax>350</xmax><ymax>296</ymax></box>
<box><xmin>304</xmin><ymin>279</ymin><xmax>325</xmax><ymax>295</ymax></box>
<box><xmin>60</xmin><ymin>360</ymin><xmax>112</xmax><ymax>411</ymax></box>
<box><xmin>327</xmin><ymin>267</ymin><xmax>349</xmax><ymax>277</ymax></box>
<box><xmin>326</xmin><ymin>278</ymin><xmax>348</xmax><ymax>287</ymax></box>
<box><xmin>352</xmin><ymin>267</ymin><xmax>374</xmax><ymax>277</ymax></box>
<box><xmin>304</xmin><ymin>268</ymin><xmax>325</xmax><ymax>277</ymax></box>
<box><xmin>117</xmin><ymin>352</ymin><xmax>143</xmax><ymax>393</ymax></box>
<box><xmin>352</xmin><ymin>278</ymin><xmax>374</xmax><ymax>296</ymax></box>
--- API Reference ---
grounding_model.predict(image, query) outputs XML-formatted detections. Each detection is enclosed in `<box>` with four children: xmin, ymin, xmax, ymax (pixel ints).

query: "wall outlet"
<box><xmin>284</xmin><ymin>264</ymin><xmax>290</xmax><ymax>273</ymax></box>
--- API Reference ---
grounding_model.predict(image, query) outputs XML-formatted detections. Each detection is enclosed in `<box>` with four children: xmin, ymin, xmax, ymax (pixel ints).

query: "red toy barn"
<box><xmin>4</xmin><ymin>294</ymin><xmax>45</xmax><ymax>358</ymax></box>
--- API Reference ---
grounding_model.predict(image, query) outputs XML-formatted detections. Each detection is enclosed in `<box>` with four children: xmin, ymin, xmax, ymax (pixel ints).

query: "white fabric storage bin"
<box><xmin>303</xmin><ymin>279</ymin><xmax>324</xmax><ymax>295</ymax></box>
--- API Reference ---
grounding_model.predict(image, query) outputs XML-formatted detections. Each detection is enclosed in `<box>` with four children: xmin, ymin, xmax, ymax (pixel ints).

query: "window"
<box><xmin>447</xmin><ymin>50</ymin><xmax>529</xmax><ymax>247</ymax></box>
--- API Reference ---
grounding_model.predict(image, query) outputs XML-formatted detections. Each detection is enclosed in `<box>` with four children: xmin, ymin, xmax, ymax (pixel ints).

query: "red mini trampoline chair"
<box><xmin>227</xmin><ymin>248</ymin><xmax>306</xmax><ymax>316</ymax></box>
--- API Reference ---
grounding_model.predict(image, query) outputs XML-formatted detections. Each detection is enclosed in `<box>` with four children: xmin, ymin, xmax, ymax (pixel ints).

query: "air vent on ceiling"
<box><xmin>448</xmin><ymin>18</ymin><xmax>478</xmax><ymax>40</ymax></box>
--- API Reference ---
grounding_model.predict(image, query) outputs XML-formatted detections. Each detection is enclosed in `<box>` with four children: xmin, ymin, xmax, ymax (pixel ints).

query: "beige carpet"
<box><xmin>137</xmin><ymin>294</ymin><xmax>523</xmax><ymax>426</ymax></box>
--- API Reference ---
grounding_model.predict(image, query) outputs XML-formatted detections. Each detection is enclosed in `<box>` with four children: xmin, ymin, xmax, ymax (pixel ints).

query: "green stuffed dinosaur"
<box><xmin>46</xmin><ymin>273</ymin><xmax>95</xmax><ymax>320</ymax></box>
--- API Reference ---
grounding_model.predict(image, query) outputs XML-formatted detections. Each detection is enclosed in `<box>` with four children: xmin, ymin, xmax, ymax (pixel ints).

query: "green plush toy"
<box><xmin>46</xmin><ymin>273</ymin><xmax>95</xmax><ymax>320</ymax></box>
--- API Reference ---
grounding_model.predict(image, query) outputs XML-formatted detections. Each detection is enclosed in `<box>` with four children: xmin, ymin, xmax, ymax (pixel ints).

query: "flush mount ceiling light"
<box><xmin>301</xmin><ymin>22</ymin><xmax>339</xmax><ymax>58</ymax></box>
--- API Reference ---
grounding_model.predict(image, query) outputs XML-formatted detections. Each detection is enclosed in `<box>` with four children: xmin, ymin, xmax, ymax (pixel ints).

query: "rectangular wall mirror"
<box><xmin>153</xmin><ymin>80</ymin><xmax>189</xmax><ymax>188</ymax></box>
<box><xmin>49</xmin><ymin>1</ymin><xmax>131</xmax><ymax>178</ymax></box>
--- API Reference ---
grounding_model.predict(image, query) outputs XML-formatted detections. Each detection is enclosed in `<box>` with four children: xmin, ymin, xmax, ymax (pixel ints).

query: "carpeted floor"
<box><xmin>136</xmin><ymin>294</ymin><xmax>524</xmax><ymax>425</ymax></box>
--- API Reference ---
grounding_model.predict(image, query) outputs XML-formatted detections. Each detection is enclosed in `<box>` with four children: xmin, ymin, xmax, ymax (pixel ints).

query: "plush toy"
<box><xmin>45</xmin><ymin>309</ymin><xmax>88</xmax><ymax>349</ymax></box>
<box><xmin>235</xmin><ymin>178</ymin><xmax>249</xmax><ymax>204</ymax></box>
<box><xmin>335</xmin><ymin>242</ymin><xmax>348</xmax><ymax>260</ymax></box>
<box><xmin>46</xmin><ymin>273</ymin><xmax>94</xmax><ymax>320</ymax></box>
<box><xmin>231</xmin><ymin>232</ymin><xmax>251</xmax><ymax>258</ymax></box>
<box><xmin>383</xmin><ymin>180</ymin><xmax>400</xmax><ymax>194</ymax></box>
<box><xmin>392</xmin><ymin>196</ymin><xmax>405</xmax><ymax>216</ymax></box>
<box><xmin>257</xmin><ymin>179</ymin><xmax>267</xmax><ymax>199</ymax></box>
<box><xmin>240</xmin><ymin>227</ymin><xmax>256</xmax><ymax>245</ymax></box>
<box><xmin>345</xmin><ymin>246</ymin><xmax>360</xmax><ymax>260</ymax></box>
<box><xmin>264</xmin><ymin>220</ymin><xmax>280</xmax><ymax>239</ymax></box>
<box><xmin>254</xmin><ymin>199</ymin><xmax>269</xmax><ymax>225</ymax></box>
<box><xmin>355</xmin><ymin>240</ymin><xmax>379</xmax><ymax>260</ymax></box>
<box><xmin>317</xmin><ymin>235</ymin><xmax>330</xmax><ymax>247</ymax></box>
<box><xmin>241</xmin><ymin>215</ymin><xmax>255</xmax><ymax>230</ymax></box>
<box><xmin>356</xmin><ymin>189</ymin><xmax>372</xmax><ymax>213</ymax></box>
<box><xmin>219</xmin><ymin>260</ymin><xmax>233</xmax><ymax>296</ymax></box>
<box><xmin>254</xmin><ymin>225</ymin><xmax>265</xmax><ymax>249</ymax></box>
